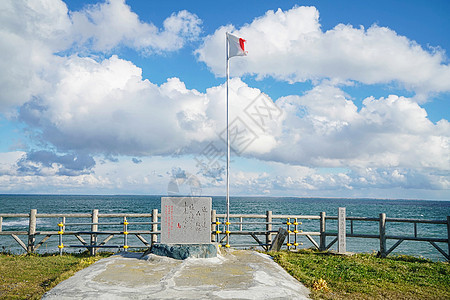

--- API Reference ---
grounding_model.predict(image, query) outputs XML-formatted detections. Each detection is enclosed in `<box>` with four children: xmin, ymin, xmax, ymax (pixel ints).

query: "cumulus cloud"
<box><xmin>0</xmin><ymin>0</ymin><xmax>68</xmax><ymax>111</ymax></box>
<box><xmin>70</xmin><ymin>0</ymin><xmax>201</xmax><ymax>53</ymax></box>
<box><xmin>0</xmin><ymin>2</ymin><xmax>448</xmax><ymax>196</ymax></box>
<box><xmin>15</xmin><ymin>53</ymin><xmax>449</xmax><ymax>173</ymax></box>
<box><xmin>272</xmin><ymin>83</ymin><xmax>450</xmax><ymax>170</ymax></box>
<box><xmin>196</xmin><ymin>6</ymin><xmax>450</xmax><ymax>97</ymax></box>
<box><xmin>0</xmin><ymin>0</ymin><xmax>201</xmax><ymax>111</ymax></box>
<box><xmin>17</xmin><ymin>54</ymin><xmax>278</xmax><ymax>157</ymax></box>
<box><xmin>18</xmin><ymin>55</ymin><xmax>215</xmax><ymax>156</ymax></box>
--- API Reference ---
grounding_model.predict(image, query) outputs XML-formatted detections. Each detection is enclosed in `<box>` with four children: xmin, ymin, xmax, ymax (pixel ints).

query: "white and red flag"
<box><xmin>227</xmin><ymin>32</ymin><xmax>247</xmax><ymax>58</ymax></box>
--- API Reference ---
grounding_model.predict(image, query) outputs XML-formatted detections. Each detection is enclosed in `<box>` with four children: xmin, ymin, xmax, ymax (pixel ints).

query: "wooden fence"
<box><xmin>0</xmin><ymin>209</ymin><xmax>449</xmax><ymax>260</ymax></box>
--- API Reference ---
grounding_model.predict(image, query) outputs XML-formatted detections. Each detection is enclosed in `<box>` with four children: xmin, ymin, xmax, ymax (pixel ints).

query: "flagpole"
<box><xmin>225</xmin><ymin>33</ymin><xmax>230</xmax><ymax>247</ymax></box>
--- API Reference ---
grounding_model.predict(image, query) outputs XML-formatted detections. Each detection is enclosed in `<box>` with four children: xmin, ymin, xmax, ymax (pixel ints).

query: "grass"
<box><xmin>0</xmin><ymin>249</ymin><xmax>448</xmax><ymax>299</ymax></box>
<box><xmin>269</xmin><ymin>249</ymin><xmax>450</xmax><ymax>299</ymax></box>
<box><xmin>0</xmin><ymin>251</ymin><xmax>112</xmax><ymax>300</ymax></box>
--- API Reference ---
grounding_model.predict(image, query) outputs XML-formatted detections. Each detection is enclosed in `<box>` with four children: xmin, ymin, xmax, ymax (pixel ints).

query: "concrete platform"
<box><xmin>42</xmin><ymin>249</ymin><xmax>310</xmax><ymax>299</ymax></box>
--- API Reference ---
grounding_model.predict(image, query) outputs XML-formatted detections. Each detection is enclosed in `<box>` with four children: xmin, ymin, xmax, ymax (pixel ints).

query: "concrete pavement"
<box><xmin>42</xmin><ymin>249</ymin><xmax>310</xmax><ymax>299</ymax></box>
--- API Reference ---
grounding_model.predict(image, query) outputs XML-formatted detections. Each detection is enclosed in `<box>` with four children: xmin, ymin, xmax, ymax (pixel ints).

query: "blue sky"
<box><xmin>0</xmin><ymin>0</ymin><xmax>449</xmax><ymax>199</ymax></box>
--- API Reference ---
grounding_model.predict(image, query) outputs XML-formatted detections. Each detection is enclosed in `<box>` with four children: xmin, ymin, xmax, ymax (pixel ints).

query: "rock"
<box><xmin>149</xmin><ymin>243</ymin><xmax>218</xmax><ymax>260</ymax></box>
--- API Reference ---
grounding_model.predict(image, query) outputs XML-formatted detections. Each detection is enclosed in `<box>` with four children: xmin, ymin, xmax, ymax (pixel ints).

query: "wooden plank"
<box><xmin>291</xmin><ymin>231</ymin><xmax>320</xmax><ymax>236</ymax></box>
<box><xmin>385</xmin><ymin>235</ymin><xmax>447</xmax><ymax>243</ymax></box>
<box><xmin>0</xmin><ymin>231</ymin><xmax>28</xmax><ymax>235</ymax></box>
<box><xmin>11</xmin><ymin>234</ymin><xmax>27</xmax><ymax>252</ymax></box>
<box><xmin>328</xmin><ymin>216</ymin><xmax>379</xmax><ymax>221</ymax></box>
<box><xmin>447</xmin><ymin>216</ymin><xmax>450</xmax><ymax>261</ymax></box>
<box><xmin>227</xmin><ymin>231</ymin><xmax>275</xmax><ymax>235</ymax></box>
<box><xmin>152</xmin><ymin>209</ymin><xmax>158</xmax><ymax>244</ymax></box>
<box><xmin>28</xmin><ymin>209</ymin><xmax>37</xmax><ymax>252</ymax></box>
<box><xmin>75</xmin><ymin>234</ymin><xmax>88</xmax><ymax>246</ymax></box>
<box><xmin>211</xmin><ymin>210</ymin><xmax>216</xmax><ymax>242</ymax></box>
<box><xmin>0</xmin><ymin>214</ymin><xmax>29</xmax><ymax>218</ymax></box>
<box><xmin>250</xmin><ymin>233</ymin><xmax>267</xmax><ymax>251</ymax></box>
<box><xmin>35</xmin><ymin>235</ymin><xmax>52</xmax><ymax>250</ymax></box>
<box><xmin>305</xmin><ymin>234</ymin><xmax>320</xmax><ymax>250</ymax></box>
<box><xmin>379</xmin><ymin>213</ymin><xmax>387</xmax><ymax>257</ymax></box>
<box><xmin>386</xmin><ymin>218</ymin><xmax>447</xmax><ymax>224</ymax></box>
<box><xmin>385</xmin><ymin>239</ymin><xmax>404</xmax><ymax>256</ymax></box>
<box><xmin>99</xmin><ymin>213</ymin><xmax>153</xmax><ymax>217</ymax></box>
<box><xmin>37</xmin><ymin>213</ymin><xmax>91</xmax><ymax>218</ymax></box>
<box><xmin>134</xmin><ymin>234</ymin><xmax>150</xmax><ymax>246</ymax></box>
<box><xmin>91</xmin><ymin>209</ymin><xmax>98</xmax><ymax>256</ymax></box>
<box><xmin>266</xmin><ymin>211</ymin><xmax>272</xmax><ymax>246</ymax></box>
<box><xmin>414</xmin><ymin>223</ymin><xmax>417</xmax><ymax>238</ymax></box>
<box><xmin>319</xmin><ymin>212</ymin><xmax>326</xmax><ymax>251</ymax></box>
<box><xmin>275</xmin><ymin>215</ymin><xmax>321</xmax><ymax>220</ymax></box>
<box><xmin>216</xmin><ymin>214</ymin><xmax>266</xmax><ymax>218</ymax></box>
<box><xmin>429</xmin><ymin>242</ymin><xmax>449</xmax><ymax>260</ymax></box>
<box><xmin>326</xmin><ymin>237</ymin><xmax>338</xmax><ymax>250</ymax></box>
<box><xmin>99</xmin><ymin>234</ymin><xmax>115</xmax><ymax>246</ymax></box>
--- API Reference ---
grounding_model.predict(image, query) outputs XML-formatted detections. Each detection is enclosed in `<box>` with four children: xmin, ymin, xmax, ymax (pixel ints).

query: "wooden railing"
<box><xmin>1</xmin><ymin>209</ymin><xmax>449</xmax><ymax>260</ymax></box>
<box><xmin>0</xmin><ymin>209</ymin><xmax>160</xmax><ymax>255</ymax></box>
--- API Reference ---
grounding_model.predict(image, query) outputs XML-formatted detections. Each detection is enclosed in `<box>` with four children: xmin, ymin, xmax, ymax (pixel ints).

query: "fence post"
<box><xmin>0</xmin><ymin>216</ymin><xmax>2</xmax><ymax>232</ymax></box>
<box><xmin>319</xmin><ymin>212</ymin><xmax>326</xmax><ymax>251</ymax></box>
<box><xmin>151</xmin><ymin>209</ymin><xmax>158</xmax><ymax>244</ymax></box>
<box><xmin>379</xmin><ymin>213</ymin><xmax>387</xmax><ymax>257</ymax></box>
<box><xmin>211</xmin><ymin>210</ymin><xmax>216</xmax><ymax>242</ymax></box>
<box><xmin>447</xmin><ymin>216</ymin><xmax>450</xmax><ymax>261</ymax></box>
<box><xmin>27</xmin><ymin>209</ymin><xmax>37</xmax><ymax>253</ymax></box>
<box><xmin>337</xmin><ymin>207</ymin><xmax>346</xmax><ymax>254</ymax></box>
<box><xmin>266</xmin><ymin>210</ymin><xmax>273</xmax><ymax>247</ymax></box>
<box><xmin>90</xmin><ymin>209</ymin><xmax>98</xmax><ymax>256</ymax></box>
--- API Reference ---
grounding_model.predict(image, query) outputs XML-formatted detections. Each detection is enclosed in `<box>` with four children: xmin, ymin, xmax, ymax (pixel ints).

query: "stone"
<box><xmin>269</xmin><ymin>227</ymin><xmax>289</xmax><ymax>251</ymax></box>
<box><xmin>161</xmin><ymin>197</ymin><xmax>212</xmax><ymax>244</ymax></box>
<box><xmin>150</xmin><ymin>243</ymin><xmax>218</xmax><ymax>260</ymax></box>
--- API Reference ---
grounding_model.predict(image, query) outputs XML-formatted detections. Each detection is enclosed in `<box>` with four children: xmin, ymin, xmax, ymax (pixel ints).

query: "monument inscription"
<box><xmin>161</xmin><ymin>197</ymin><xmax>212</xmax><ymax>244</ymax></box>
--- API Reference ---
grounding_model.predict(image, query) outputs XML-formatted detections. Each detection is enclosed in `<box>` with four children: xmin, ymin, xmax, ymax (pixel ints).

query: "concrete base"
<box><xmin>149</xmin><ymin>243</ymin><xmax>218</xmax><ymax>260</ymax></box>
<box><xmin>42</xmin><ymin>249</ymin><xmax>310</xmax><ymax>299</ymax></box>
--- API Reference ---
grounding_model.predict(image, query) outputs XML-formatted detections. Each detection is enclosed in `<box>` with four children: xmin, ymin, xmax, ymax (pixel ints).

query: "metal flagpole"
<box><xmin>226</xmin><ymin>33</ymin><xmax>230</xmax><ymax>247</ymax></box>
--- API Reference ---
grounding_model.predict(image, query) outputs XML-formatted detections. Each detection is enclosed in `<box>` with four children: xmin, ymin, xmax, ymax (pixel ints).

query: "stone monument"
<box><xmin>338</xmin><ymin>207</ymin><xmax>346</xmax><ymax>254</ymax></box>
<box><xmin>149</xmin><ymin>197</ymin><xmax>218</xmax><ymax>259</ymax></box>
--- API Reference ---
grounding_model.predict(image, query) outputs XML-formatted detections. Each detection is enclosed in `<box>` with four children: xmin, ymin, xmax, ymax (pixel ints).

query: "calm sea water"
<box><xmin>1</xmin><ymin>195</ymin><xmax>449</xmax><ymax>261</ymax></box>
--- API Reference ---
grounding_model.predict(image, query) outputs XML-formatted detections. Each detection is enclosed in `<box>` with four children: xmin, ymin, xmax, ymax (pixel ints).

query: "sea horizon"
<box><xmin>1</xmin><ymin>193</ymin><xmax>448</xmax><ymax>202</ymax></box>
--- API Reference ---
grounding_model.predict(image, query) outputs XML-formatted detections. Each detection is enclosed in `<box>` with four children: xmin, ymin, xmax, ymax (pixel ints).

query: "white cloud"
<box><xmin>272</xmin><ymin>83</ymin><xmax>450</xmax><ymax>171</ymax></box>
<box><xmin>18</xmin><ymin>55</ymin><xmax>273</xmax><ymax>156</ymax></box>
<box><xmin>196</xmin><ymin>6</ymin><xmax>450</xmax><ymax>97</ymax></box>
<box><xmin>0</xmin><ymin>2</ymin><xmax>448</xmax><ymax>196</ymax></box>
<box><xmin>15</xmin><ymin>53</ymin><xmax>449</xmax><ymax>178</ymax></box>
<box><xmin>0</xmin><ymin>0</ymin><xmax>69</xmax><ymax>112</ymax></box>
<box><xmin>0</xmin><ymin>148</ymin><xmax>447</xmax><ymax>196</ymax></box>
<box><xmin>0</xmin><ymin>0</ymin><xmax>201</xmax><ymax>112</ymax></box>
<box><xmin>70</xmin><ymin>0</ymin><xmax>201</xmax><ymax>52</ymax></box>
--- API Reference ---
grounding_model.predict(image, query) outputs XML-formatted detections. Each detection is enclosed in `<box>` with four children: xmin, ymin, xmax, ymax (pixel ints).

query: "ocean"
<box><xmin>0</xmin><ymin>195</ymin><xmax>449</xmax><ymax>261</ymax></box>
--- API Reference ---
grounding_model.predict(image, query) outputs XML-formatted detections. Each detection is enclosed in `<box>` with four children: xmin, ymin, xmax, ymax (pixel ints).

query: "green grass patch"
<box><xmin>270</xmin><ymin>249</ymin><xmax>450</xmax><ymax>299</ymax></box>
<box><xmin>0</xmin><ymin>251</ymin><xmax>112</xmax><ymax>299</ymax></box>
